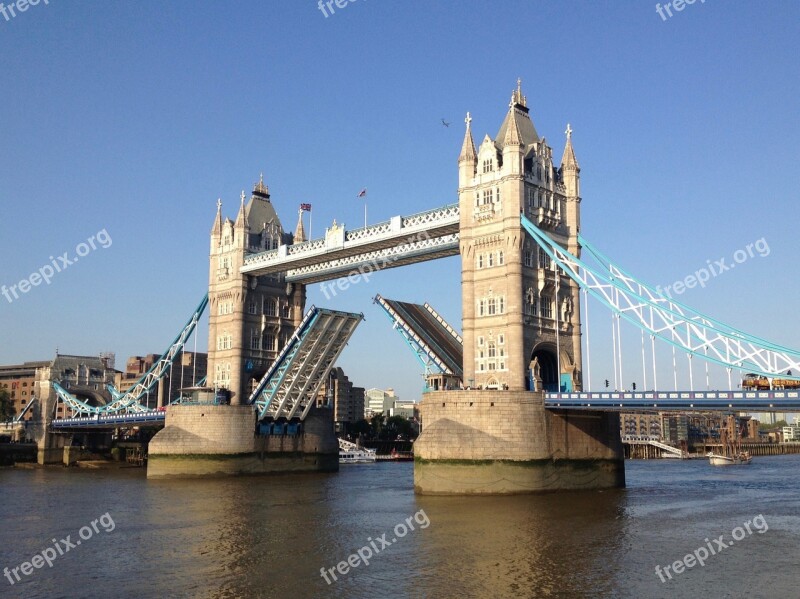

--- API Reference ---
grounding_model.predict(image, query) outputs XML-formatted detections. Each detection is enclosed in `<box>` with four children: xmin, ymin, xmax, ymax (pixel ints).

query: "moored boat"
<box><xmin>338</xmin><ymin>438</ymin><xmax>377</xmax><ymax>464</ymax></box>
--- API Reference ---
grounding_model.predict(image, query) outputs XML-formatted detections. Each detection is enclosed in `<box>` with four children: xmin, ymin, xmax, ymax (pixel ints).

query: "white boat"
<box><xmin>707</xmin><ymin>416</ymin><xmax>753</xmax><ymax>467</ymax></box>
<box><xmin>707</xmin><ymin>452</ymin><xmax>752</xmax><ymax>466</ymax></box>
<box><xmin>338</xmin><ymin>438</ymin><xmax>376</xmax><ymax>464</ymax></box>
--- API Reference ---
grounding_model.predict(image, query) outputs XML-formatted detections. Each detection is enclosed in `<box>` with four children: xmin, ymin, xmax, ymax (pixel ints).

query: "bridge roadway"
<box><xmin>44</xmin><ymin>389</ymin><xmax>799</xmax><ymax>431</ymax></box>
<box><xmin>50</xmin><ymin>411</ymin><xmax>166</xmax><ymax>429</ymax></box>
<box><xmin>240</xmin><ymin>203</ymin><xmax>459</xmax><ymax>283</ymax></box>
<box><xmin>375</xmin><ymin>295</ymin><xmax>463</xmax><ymax>376</ymax></box>
<box><xmin>545</xmin><ymin>390</ymin><xmax>800</xmax><ymax>411</ymax></box>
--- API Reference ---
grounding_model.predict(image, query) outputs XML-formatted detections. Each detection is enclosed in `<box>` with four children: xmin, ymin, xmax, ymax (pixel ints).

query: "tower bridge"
<box><xmin>30</xmin><ymin>80</ymin><xmax>800</xmax><ymax>491</ymax></box>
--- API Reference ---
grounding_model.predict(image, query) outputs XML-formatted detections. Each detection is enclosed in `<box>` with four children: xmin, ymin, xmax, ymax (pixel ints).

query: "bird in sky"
<box><xmin>441</xmin><ymin>118</ymin><xmax>450</xmax><ymax>127</ymax></box>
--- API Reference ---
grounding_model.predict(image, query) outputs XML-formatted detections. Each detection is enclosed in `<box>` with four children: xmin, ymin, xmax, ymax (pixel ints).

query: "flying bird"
<box><xmin>441</xmin><ymin>118</ymin><xmax>450</xmax><ymax>127</ymax></box>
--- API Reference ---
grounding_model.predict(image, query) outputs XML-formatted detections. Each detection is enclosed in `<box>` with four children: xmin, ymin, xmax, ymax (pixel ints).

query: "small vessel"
<box><xmin>338</xmin><ymin>438</ymin><xmax>376</xmax><ymax>464</ymax></box>
<box><xmin>707</xmin><ymin>451</ymin><xmax>752</xmax><ymax>466</ymax></box>
<box><xmin>708</xmin><ymin>416</ymin><xmax>752</xmax><ymax>467</ymax></box>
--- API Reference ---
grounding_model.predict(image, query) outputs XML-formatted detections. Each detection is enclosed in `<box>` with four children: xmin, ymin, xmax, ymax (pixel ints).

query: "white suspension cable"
<box><xmin>612</xmin><ymin>312</ymin><xmax>619</xmax><ymax>391</ymax></box>
<box><xmin>584</xmin><ymin>288</ymin><xmax>592</xmax><ymax>391</ymax></box>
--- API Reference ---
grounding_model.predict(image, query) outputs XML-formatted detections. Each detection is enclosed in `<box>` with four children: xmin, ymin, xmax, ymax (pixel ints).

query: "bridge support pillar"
<box><xmin>414</xmin><ymin>390</ymin><xmax>624</xmax><ymax>495</ymax></box>
<box><xmin>146</xmin><ymin>403</ymin><xmax>338</xmax><ymax>478</ymax></box>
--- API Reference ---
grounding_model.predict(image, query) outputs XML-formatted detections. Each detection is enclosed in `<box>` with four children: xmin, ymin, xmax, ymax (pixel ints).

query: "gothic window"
<box><xmin>488</xmin><ymin>253</ymin><xmax>494</xmax><ymax>267</ymax></box>
<box><xmin>488</xmin><ymin>342</ymin><xmax>497</xmax><ymax>358</ymax></box>
<box><xmin>524</xmin><ymin>249</ymin><xmax>533</xmax><ymax>268</ymax></box>
<box><xmin>263</xmin><ymin>334</ymin><xmax>275</xmax><ymax>352</ymax></box>
<box><xmin>537</xmin><ymin>165</ymin><xmax>542</xmax><ymax>180</ymax></box>
<box><xmin>498</xmin><ymin>251</ymin><xmax>504</xmax><ymax>265</ymax></box>
<box><xmin>248</xmin><ymin>298</ymin><xmax>258</xmax><ymax>315</ymax></box>
<box><xmin>251</xmin><ymin>330</ymin><xmax>261</xmax><ymax>350</ymax></box>
<box><xmin>478</xmin><ymin>336</ymin><xmax>484</xmax><ymax>346</ymax></box>
<box><xmin>540</xmin><ymin>296</ymin><xmax>553</xmax><ymax>319</ymax></box>
<box><xmin>496</xmin><ymin>187</ymin><xmax>501</xmax><ymax>203</ymax></box>
<box><xmin>538</xmin><ymin>247</ymin><xmax>551</xmax><ymax>269</ymax></box>
<box><xmin>488</xmin><ymin>298</ymin><xmax>496</xmax><ymax>315</ymax></box>
<box><xmin>264</xmin><ymin>298</ymin><xmax>277</xmax><ymax>317</ymax></box>
<box><xmin>281</xmin><ymin>303</ymin><xmax>290</xmax><ymax>318</ymax></box>
<box><xmin>498</xmin><ymin>334</ymin><xmax>504</xmax><ymax>345</ymax></box>
<box><xmin>478</xmin><ymin>300</ymin><xmax>486</xmax><ymax>317</ymax></box>
<box><xmin>478</xmin><ymin>254</ymin><xmax>483</xmax><ymax>269</ymax></box>
<box><xmin>499</xmin><ymin>297</ymin><xmax>505</xmax><ymax>313</ymax></box>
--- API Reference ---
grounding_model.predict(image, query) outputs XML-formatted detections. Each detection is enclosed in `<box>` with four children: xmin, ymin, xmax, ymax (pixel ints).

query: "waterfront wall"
<box><xmin>414</xmin><ymin>390</ymin><xmax>625</xmax><ymax>495</ymax></box>
<box><xmin>147</xmin><ymin>403</ymin><xmax>338</xmax><ymax>478</ymax></box>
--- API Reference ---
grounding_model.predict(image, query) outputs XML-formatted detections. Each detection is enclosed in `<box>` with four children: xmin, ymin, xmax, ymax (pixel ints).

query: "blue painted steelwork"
<box><xmin>520</xmin><ymin>214</ymin><xmax>800</xmax><ymax>381</ymax></box>
<box><xmin>247</xmin><ymin>306</ymin><xmax>363</xmax><ymax>420</ymax></box>
<box><xmin>248</xmin><ymin>305</ymin><xmax>321</xmax><ymax>416</ymax></box>
<box><xmin>11</xmin><ymin>397</ymin><xmax>36</xmax><ymax>423</ymax></box>
<box><xmin>53</xmin><ymin>294</ymin><xmax>209</xmax><ymax>417</ymax></box>
<box><xmin>578</xmin><ymin>236</ymin><xmax>797</xmax><ymax>354</ymax></box>
<box><xmin>374</xmin><ymin>295</ymin><xmax>462</xmax><ymax>376</ymax></box>
<box><xmin>545</xmin><ymin>390</ymin><xmax>800</xmax><ymax>412</ymax></box>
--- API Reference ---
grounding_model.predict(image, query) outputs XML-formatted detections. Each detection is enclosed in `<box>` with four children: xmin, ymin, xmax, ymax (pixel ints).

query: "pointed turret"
<box><xmin>458</xmin><ymin>112</ymin><xmax>477</xmax><ymax>186</ymax></box>
<box><xmin>503</xmin><ymin>107</ymin><xmax>524</xmax><ymax>148</ymax></box>
<box><xmin>294</xmin><ymin>208</ymin><xmax>306</xmax><ymax>243</ymax></box>
<box><xmin>211</xmin><ymin>198</ymin><xmax>223</xmax><ymax>236</ymax></box>
<box><xmin>561</xmin><ymin>123</ymin><xmax>580</xmax><ymax>171</ymax></box>
<box><xmin>561</xmin><ymin>124</ymin><xmax>580</xmax><ymax>199</ymax></box>
<box><xmin>458</xmin><ymin>112</ymin><xmax>477</xmax><ymax>163</ymax></box>
<box><xmin>234</xmin><ymin>190</ymin><xmax>247</xmax><ymax>229</ymax></box>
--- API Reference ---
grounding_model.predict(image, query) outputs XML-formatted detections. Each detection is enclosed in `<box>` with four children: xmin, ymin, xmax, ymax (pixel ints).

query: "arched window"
<box><xmin>488</xmin><ymin>253</ymin><xmax>494</xmax><ymax>267</ymax></box>
<box><xmin>478</xmin><ymin>254</ymin><xmax>484</xmax><ymax>269</ymax></box>
<box><xmin>498</xmin><ymin>251</ymin><xmax>504</xmax><ymax>265</ymax></box>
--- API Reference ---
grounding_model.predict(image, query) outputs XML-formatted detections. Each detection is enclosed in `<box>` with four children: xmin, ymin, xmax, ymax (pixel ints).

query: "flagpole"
<box><xmin>364</xmin><ymin>200</ymin><xmax>367</xmax><ymax>229</ymax></box>
<box><xmin>309</xmin><ymin>207</ymin><xmax>312</xmax><ymax>239</ymax></box>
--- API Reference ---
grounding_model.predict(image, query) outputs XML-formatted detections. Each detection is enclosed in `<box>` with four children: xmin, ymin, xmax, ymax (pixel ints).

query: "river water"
<box><xmin>1</xmin><ymin>456</ymin><xmax>798</xmax><ymax>598</ymax></box>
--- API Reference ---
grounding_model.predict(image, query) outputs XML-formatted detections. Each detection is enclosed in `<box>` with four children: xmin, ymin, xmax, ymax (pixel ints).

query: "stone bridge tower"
<box><xmin>414</xmin><ymin>82</ymin><xmax>623</xmax><ymax>495</ymax></box>
<box><xmin>207</xmin><ymin>176</ymin><xmax>306</xmax><ymax>404</ymax></box>
<box><xmin>458</xmin><ymin>80</ymin><xmax>583</xmax><ymax>392</ymax></box>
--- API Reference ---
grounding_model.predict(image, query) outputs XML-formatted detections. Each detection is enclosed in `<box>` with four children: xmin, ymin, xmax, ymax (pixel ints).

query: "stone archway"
<box><xmin>531</xmin><ymin>347</ymin><xmax>558</xmax><ymax>392</ymax></box>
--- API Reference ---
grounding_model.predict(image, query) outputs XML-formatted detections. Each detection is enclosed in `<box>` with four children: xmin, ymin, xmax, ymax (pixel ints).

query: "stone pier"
<box><xmin>414</xmin><ymin>390</ymin><xmax>625</xmax><ymax>495</ymax></box>
<box><xmin>147</xmin><ymin>403</ymin><xmax>338</xmax><ymax>478</ymax></box>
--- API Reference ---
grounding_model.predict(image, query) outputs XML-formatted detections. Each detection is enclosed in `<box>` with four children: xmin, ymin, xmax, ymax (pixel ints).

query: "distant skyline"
<box><xmin>1</xmin><ymin>1</ymin><xmax>798</xmax><ymax>403</ymax></box>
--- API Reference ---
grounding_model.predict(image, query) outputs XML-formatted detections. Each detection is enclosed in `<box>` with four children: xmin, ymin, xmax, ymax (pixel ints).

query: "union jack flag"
<box><xmin>300</xmin><ymin>203</ymin><xmax>312</xmax><ymax>211</ymax></box>
<box><xmin>357</xmin><ymin>188</ymin><xmax>367</xmax><ymax>198</ymax></box>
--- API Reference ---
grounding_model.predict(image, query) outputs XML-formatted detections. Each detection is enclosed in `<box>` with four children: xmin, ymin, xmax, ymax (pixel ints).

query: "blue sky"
<box><xmin>1</xmin><ymin>1</ymin><xmax>798</xmax><ymax>404</ymax></box>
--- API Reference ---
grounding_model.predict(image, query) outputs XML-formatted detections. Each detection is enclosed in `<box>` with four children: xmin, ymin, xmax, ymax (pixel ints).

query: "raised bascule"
<box><xmin>27</xmin><ymin>80</ymin><xmax>800</xmax><ymax>490</ymax></box>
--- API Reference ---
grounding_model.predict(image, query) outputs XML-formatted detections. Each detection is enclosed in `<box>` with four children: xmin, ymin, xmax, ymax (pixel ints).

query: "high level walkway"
<box><xmin>240</xmin><ymin>204</ymin><xmax>459</xmax><ymax>283</ymax></box>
